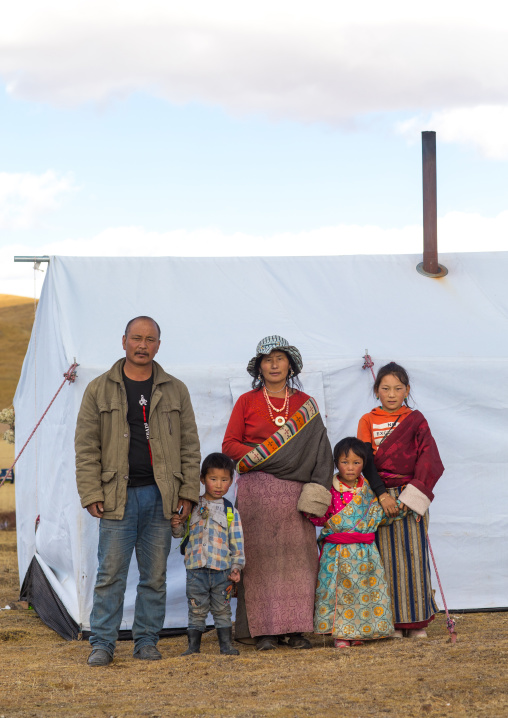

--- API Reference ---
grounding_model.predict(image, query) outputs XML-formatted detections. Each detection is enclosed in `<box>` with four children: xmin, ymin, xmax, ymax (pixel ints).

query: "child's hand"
<box><xmin>170</xmin><ymin>515</ymin><xmax>183</xmax><ymax>528</ymax></box>
<box><xmin>379</xmin><ymin>493</ymin><xmax>399</xmax><ymax>517</ymax></box>
<box><xmin>228</xmin><ymin>568</ymin><xmax>241</xmax><ymax>584</ymax></box>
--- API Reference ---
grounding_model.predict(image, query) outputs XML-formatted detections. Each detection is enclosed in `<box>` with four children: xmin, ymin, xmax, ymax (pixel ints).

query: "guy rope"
<box><xmin>361</xmin><ymin>351</ymin><xmax>457</xmax><ymax>645</ymax></box>
<box><xmin>0</xmin><ymin>362</ymin><xmax>79</xmax><ymax>488</ymax></box>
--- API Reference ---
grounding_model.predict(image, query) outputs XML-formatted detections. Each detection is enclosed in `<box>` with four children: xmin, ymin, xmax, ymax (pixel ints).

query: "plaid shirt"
<box><xmin>174</xmin><ymin>496</ymin><xmax>245</xmax><ymax>572</ymax></box>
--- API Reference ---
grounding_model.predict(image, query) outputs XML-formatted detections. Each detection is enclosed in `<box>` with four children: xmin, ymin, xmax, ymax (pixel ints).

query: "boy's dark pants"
<box><xmin>186</xmin><ymin>567</ymin><xmax>233</xmax><ymax>631</ymax></box>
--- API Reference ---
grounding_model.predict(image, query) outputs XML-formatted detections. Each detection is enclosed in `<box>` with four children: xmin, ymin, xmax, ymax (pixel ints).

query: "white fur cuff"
<box><xmin>297</xmin><ymin>483</ymin><xmax>331</xmax><ymax>517</ymax></box>
<box><xmin>398</xmin><ymin>484</ymin><xmax>431</xmax><ymax>516</ymax></box>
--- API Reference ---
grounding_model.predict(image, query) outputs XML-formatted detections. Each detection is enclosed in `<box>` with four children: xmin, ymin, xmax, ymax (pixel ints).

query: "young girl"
<box><xmin>357</xmin><ymin>362</ymin><xmax>444</xmax><ymax>639</ymax></box>
<box><xmin>309</xmin><ymin>437</ymin><xmax>409</xmax><ymax>648</ymax></box>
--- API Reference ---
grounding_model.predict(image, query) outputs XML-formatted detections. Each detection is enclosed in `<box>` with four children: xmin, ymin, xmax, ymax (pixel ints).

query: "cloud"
<box><xmin>0</xmin><ymin>171</ymin><xmax>76</xmax><ymax>229</ymax></box>
<box><xmin>3</xmin><ymin>209</ymin><xmax>507</xmax><ymax>297</ymax></box>
<box><xmin>396</xmin><ymin>105</ymin><xmax>508</xmax><ymax>160</ymax></box>
<box><xmin>1</xmin><ymin>2</ymin><xmax>507</xmax><ymax>124</ymax></box>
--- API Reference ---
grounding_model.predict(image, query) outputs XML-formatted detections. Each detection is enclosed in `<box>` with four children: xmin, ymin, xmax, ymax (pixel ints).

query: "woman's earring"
<box><xmin>258</xmin><ymin>373</ymin><xmax>263</xmax><ymax>383</ymax></box>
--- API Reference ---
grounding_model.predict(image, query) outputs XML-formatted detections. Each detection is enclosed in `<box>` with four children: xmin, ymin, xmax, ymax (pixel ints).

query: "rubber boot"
<box><xmin>181</xmin><ymin>629</ymin><xmax>202</xmax><ymax>655</ymax></box>
<box><xmin>216</xmin><ymin>626</ymin><xmax>240</xmax><ymax>655</ymax></box>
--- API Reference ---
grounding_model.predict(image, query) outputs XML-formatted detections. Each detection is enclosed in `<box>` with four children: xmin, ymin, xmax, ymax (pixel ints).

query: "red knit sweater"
<box><xmin>222</xmin><ymin>389</ymin><xmax>310</xmax><ymax>461</ymax></box>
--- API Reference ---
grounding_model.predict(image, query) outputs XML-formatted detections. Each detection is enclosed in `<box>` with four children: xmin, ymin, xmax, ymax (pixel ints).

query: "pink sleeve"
<box><xmin>305</xmin><ymin>502</ymin><xmax>334</xmax><ymax>527</ymax></box>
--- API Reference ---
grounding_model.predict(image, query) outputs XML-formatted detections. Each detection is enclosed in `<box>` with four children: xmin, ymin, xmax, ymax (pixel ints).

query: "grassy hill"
<box><xmin>0</xmin><ymin>294</ymin><xmax>37</xmax><ymax>409</ymax></box>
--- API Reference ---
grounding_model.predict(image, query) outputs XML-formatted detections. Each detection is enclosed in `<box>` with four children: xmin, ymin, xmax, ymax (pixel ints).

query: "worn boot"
<box><xmin>181</xmin><ymin>629</ymin><xmax>202</xmax><ymax>655</ymax></box>
<box><xmin>216</xmin><ymin>627</ymin><xmax>239</xmax><ymax>655</ymax></box>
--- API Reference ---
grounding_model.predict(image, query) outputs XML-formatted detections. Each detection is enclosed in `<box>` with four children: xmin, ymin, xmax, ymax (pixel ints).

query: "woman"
<box><xmin>222</xmin><ymin>336</ymin><xmax>334</xmax><ymax>650</ymax></box>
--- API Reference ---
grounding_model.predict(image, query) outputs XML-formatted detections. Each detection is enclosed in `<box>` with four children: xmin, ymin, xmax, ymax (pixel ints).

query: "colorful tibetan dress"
<box><xmin>311</xmin><ymin>477</ymin><xmax>400</xmax><ymax>641</ymax></box>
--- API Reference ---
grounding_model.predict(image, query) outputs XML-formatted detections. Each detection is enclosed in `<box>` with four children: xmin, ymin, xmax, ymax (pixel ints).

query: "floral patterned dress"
<box><xmin>310</xmin><ymin>476</ymin><xmax>406</xmax><ymax>641</ymax></box>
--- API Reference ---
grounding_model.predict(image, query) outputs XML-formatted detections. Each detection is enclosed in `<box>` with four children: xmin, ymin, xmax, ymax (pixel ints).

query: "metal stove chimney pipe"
<box><xmin>416</xmin><ymin>131</ymin><xmax>448</xmax><ymax>278</ymax></box>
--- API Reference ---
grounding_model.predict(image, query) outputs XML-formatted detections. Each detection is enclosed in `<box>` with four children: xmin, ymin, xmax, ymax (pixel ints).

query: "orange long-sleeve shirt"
<box><xmin>357</xmin><ymin>406</ymin><xmax>413</xmax><ymax>454</ymax></box>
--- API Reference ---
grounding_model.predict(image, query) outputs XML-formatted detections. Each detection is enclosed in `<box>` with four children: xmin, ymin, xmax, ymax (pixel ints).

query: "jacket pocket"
<box><xmin>101</xmin><ymin>470</ymin><xmax>118</xmax><ymax>512</ymax></box>
<box><xmin>98</xmin><ymin>404</ymin><xmax>121</xmax><ymax>471</ymax></box>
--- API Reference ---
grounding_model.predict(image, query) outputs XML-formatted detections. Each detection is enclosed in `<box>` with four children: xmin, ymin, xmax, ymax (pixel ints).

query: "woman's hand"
<box><xmin>379</xmin><ymin>493</ymin><xmax>399</xmax><ymax>517</ymax></box>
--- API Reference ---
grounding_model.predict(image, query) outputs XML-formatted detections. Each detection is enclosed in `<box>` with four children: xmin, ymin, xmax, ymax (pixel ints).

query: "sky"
<box><xmin>1</xmin><ymin>1</ymin><xmax>507</xmax><ymax>297</ymax></box>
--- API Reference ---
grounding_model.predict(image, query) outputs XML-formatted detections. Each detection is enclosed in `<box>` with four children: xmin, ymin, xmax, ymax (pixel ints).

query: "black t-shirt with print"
<box><xmin>122</xmin><ymin>370</ymin><xmax>155</xmax><ymax>487</ymax></box>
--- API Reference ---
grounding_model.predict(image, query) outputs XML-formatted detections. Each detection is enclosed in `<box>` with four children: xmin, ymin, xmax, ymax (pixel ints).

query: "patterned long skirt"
<box><xmin>376</xmin><ymin>487</ymin><xmax>438</xmax><ymax>629</ymax></box>
<box><xmin>234</xmin><ymin>471</ymin><xmax>318</xmax><ymax>640</ymax></box>
<box><xmin>314</xmin><ymin>541</ymin><xmax>394</xmax><ymax>640</ymax></box>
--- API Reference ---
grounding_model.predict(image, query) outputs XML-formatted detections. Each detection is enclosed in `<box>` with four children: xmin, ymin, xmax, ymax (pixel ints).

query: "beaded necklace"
<box><xmin>263</xmin><ymin>386</ymin><xmax>290</xmax><ymax>426</ymax></box>
<box><xmin>338</xmin><ymin>477</ymin><xmax>359</xmax><ymax>505</ymax></box>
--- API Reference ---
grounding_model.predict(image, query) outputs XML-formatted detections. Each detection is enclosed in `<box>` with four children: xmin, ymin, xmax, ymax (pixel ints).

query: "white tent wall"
<box><xmin>13</xmin><ymin>253</ymin><xmax>508</xmax><ymax>633</ymax></box>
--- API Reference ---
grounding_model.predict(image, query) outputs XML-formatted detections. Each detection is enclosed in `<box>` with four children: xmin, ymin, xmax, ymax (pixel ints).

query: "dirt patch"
<box><xmin>0</xmin><ymin>628</ymin><xmax>29</xmax><ymax>642</ymax></box>
<box><xmin>0</xmin><ymin>478</ymin><xmax>16</xmax><ymax>528</ymax></box>
<box><xmin>0</xmin><ymin>510</ymin><xmax>16</xmax><ymax>529</ymax></box>
<box><xmin>0</xmin><ymin>529</ymin><xmax>507</xmax><ymax>717</ymax></box>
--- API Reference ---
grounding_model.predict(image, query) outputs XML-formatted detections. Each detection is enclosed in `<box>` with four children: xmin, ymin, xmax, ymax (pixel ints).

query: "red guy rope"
<box><xmin>427</xmin><ymin>535</ymin><xmax>457</xmax><ymax>644</ymax></box>
<box><xmin>0</xmin><ymin>363</ymin><xmax>79</xmax><ymax>488</ymax></box>
<box><xmin>362</xmin><ymin>350</ymin><xmax>376</xmax><ymax>380</ymax></box>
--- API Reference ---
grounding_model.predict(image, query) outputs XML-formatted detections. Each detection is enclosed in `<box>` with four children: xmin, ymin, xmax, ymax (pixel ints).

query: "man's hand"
<box><xmin>86</xmin><ymin>501</ymin><xmax>104</xmax><ymax>518</ymax></box>
<box><xmin>176</xmin><ymin>499</ymin><xmax>193</xmax><ymax>521</ymax></box>
<box><xmin>228</xmin><ymin>568</ymin><xmax>241</xmax><ymax>584</ymax></box>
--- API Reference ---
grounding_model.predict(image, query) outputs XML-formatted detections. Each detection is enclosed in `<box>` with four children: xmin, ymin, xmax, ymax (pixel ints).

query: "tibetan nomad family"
<box><xmin>76</xmin><ymin>319</ymin><xmax>443</xmax><ymax>667</ymax></box>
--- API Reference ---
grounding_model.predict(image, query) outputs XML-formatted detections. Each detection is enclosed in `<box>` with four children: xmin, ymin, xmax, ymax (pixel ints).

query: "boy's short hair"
<box><xmin>200</xmin><ymin>452</ymin><xmax>235</xmax><ymax>480</ymax></box>
<box><xmin>333</xmin><ymin>437</ymin><xmax>368</xmax><ymax>468</ymax></box>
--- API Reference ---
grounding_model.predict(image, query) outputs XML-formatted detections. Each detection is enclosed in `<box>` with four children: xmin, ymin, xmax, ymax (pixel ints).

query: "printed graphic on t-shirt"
<box><xmin>372</xmin><ymin>420</ymin><xmax>400</xmax><ymax>446</ymax></box>
<box><xmin>139</xmin><ymin>395</ymin><xmax>150</xmax><ymax>442</ymax></box>
<box><xmin>123</xmin><ymin>373</ymin><xmax>155</xmax><ymax>485</ymax></box>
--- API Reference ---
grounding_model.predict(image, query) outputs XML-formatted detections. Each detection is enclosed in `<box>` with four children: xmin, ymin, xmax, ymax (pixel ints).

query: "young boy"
<box><xmin>171</xmin><ymin>452</ymin><xmax>244</xmax><ymax>656</ymax></box>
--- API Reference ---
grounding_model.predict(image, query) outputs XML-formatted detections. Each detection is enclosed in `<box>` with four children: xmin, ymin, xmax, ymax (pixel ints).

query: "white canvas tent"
<box><xmin>13</xmin><ymin>253</ymin><xmax>508</xmax><ymax>637</ymax></box>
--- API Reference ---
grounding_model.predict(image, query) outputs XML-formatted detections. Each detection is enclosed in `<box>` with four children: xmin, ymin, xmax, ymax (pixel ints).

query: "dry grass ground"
<box><xmin>0</xmin><ymin>294</ymin><xmax>36</xmax><ymax>409</ymax></box>
<box><xmin>0</xmin><ymin>530</ymin><xmax>507</xmax><ymax>718</ymax></box>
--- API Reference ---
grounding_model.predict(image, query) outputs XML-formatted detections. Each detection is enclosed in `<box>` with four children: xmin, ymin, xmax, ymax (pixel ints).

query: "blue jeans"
<box><xmin>186</xmin><ymin>568</ymin><xmax>233</xmax><ymax>631</ymax></box>
<box><xmin>89</xmin><ymin>484</ymin><xmax>172</xmax><ymax>656</ymax></box>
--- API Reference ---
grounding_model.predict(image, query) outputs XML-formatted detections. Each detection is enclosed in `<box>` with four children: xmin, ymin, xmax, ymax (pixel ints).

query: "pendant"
<box><xmin>275</xmin><ymin>416</ymin><xmax>285</xmax><ymax>426</ymax></box>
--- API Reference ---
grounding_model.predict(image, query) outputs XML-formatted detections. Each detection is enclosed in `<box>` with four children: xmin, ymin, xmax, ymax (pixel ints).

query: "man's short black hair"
<box><xmin>333</xmin><ymin>437</ymin><xmax>369</xmax><ymax>469</ymax></box>
<box><xmin>200</xmin><ymin>453</ymin><xmax>235</xmax><ymax>480</ymax></box>
<box><xmin>124</xmin><ymin>316</ymin><xmax>161</xmax><ymax>338</ymax></box>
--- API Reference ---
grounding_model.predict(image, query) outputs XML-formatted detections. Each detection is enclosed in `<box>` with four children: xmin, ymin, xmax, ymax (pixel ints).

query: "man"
<box><xmin>75</xmin><ymin>316</ymin><xmax>201</xmax><ymax>666</ymax></box>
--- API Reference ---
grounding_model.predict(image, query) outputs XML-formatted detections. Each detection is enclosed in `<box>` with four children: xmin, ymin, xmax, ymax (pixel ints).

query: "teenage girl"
<box><xmin>357</xmin><ymin>362</ymin><xmax>444</xmax><ymax>638</ymax></box>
